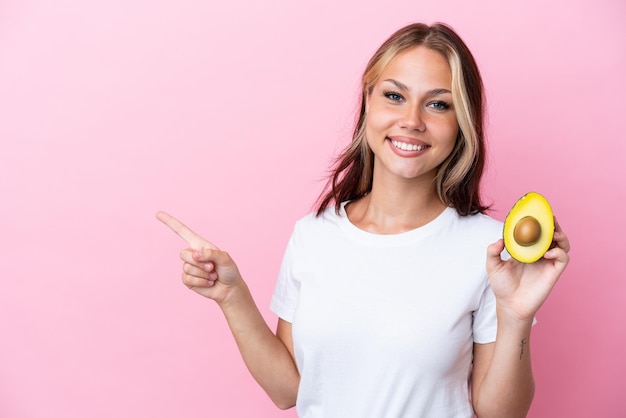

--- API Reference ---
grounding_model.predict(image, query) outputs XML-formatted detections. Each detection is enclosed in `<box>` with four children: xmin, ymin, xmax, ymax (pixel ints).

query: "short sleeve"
<box><xmin>269</xmin><ymin>230</ymin><xmax>300</xmax><ymax>323</ymax></box>
<box><xmin>472</xmin><ymin>282</ymin><xmax>498</xmax><ymax>344</ymax></box>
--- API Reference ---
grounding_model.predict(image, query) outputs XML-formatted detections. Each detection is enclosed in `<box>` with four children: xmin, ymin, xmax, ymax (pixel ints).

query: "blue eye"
<box><xmin>384</xmin><ymin>91</ymin><xmax>404</xmax><ymax>102</ymax></box>
<box><xmin>428</xmin><ymin>101</ymin><xmax>451</xmax><ymax>110</ymax></box>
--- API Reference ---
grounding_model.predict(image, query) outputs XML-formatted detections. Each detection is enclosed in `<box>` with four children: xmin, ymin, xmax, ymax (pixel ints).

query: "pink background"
<box><xmin>1</xmin><ymin>0</ymin><xmax>624</xmax><ymax>417</ymax></box>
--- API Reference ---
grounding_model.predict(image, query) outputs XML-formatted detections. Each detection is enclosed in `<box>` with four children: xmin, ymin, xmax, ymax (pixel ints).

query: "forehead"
<box><xmin>379</xmin><ymin>46</ymin><xmax>452</xmax><ymax>87</ymax></box>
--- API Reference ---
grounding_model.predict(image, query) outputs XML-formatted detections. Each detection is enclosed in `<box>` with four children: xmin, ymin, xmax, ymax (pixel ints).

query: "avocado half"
<box><xmin>503</xmin><ymin>192</ymin><xmax>554</xmax><ymax>263</ymax></box>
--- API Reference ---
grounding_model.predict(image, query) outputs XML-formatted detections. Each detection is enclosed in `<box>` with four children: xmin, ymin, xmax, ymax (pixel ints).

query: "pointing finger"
<box><xmin>156</xmin><ymin>211</ymin><xmax>218</xmax><ymax>250</ymax></box>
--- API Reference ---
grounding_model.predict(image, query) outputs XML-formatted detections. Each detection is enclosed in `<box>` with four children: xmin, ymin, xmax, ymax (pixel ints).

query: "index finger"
<box><xmin>156</xmin><ymin>211</ymin><xmax>217</xmax><ymax>250</ymax></box>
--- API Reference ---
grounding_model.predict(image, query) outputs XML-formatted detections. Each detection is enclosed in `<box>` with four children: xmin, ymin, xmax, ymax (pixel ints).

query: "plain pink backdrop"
<box><xmin>1</xmin><ymin>0</ymin><xmax>624</xmax><ymax>417</ymax></box>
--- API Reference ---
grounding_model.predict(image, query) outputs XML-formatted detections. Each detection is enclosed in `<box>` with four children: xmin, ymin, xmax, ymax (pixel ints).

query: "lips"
<box><xmin>388</xmin><ymin>137</ymin><xmax>430</xmax><ymax>152</ymax></box>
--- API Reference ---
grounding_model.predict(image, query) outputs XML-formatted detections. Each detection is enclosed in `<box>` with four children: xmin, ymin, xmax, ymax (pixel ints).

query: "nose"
<box><xmin>399</xmin><ymin>105</ymin><xmax>426</xmax><ymax>132</ymax></box>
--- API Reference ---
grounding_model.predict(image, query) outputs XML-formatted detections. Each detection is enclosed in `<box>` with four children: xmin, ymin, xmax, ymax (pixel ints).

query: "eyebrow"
<box><xmin>382</xmin><ymin>79</ymin><xmax>451</xmax><ymax>96</ymax></box>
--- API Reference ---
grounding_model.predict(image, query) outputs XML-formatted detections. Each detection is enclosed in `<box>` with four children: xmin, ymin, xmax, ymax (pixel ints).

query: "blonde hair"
<box><xmin>316</xmin><ymin>22</ymin><xmax>488</xmax><ymax>216</ymax></box>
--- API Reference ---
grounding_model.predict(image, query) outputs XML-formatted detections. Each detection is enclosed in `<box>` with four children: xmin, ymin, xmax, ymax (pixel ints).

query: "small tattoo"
<box><xmin>520</xmin><ymin>338</ymin><xmax>527</xmax><ymax>360</ymax></box>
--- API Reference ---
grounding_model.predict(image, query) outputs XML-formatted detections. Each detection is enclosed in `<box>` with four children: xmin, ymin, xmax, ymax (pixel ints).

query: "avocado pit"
<box><xmin>513</xmin><ymin>216</ymin><xmax>542</xmax><ymax>246</ymax></box>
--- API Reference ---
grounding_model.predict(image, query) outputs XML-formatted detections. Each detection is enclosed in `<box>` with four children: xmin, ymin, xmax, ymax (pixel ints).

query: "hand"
<box><xmin>156</xmin><ymin>211</ymin><xmax>242</xmax><ymax>302</ymax></box>
<box><xmin>486</xmin><ymin>219</ymin><xmax>571</xmax><ymax>322</ymax></box>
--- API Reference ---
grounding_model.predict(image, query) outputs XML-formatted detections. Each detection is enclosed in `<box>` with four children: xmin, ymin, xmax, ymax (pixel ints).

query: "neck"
<box><xmin>346</xmin><ymin>169</ymin><xmax>447</xmax><ymax>234</ymax></box>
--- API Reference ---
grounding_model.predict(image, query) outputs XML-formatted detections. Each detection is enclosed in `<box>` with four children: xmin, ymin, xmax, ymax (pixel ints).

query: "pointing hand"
<box><xmin>157</xmin><ymin>211</ymin><xmax>242</xmax><ymax>301</ymax></box>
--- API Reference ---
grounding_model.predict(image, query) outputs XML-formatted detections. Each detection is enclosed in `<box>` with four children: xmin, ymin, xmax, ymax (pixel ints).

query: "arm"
<box><xmin>157</xmin><ymin>212</ymin><xmax>300</xmax><ymax>409</ymax></box>
<box><xmin>472</xmin><ymin>220</ymin><xmax>570</xmax><ymax>417</ymax></box>
<box><xmin>215</xmin><ymin>280</ymin><xmax>300</xmax><ymax>409</ymax></box>
<box><xmin>471</xmin><ymin>320</ymin><xmax>534</xmax><ymax>417</ymax></box>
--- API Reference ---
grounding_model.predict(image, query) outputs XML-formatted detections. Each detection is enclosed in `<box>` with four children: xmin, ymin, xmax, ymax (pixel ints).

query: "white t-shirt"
<box><xmin>270</xmin><ymin>203</ymin><xmax>503</xmax><ymax>417</ymax></box>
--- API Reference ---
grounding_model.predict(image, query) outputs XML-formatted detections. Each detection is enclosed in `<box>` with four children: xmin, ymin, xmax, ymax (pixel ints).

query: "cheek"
<box><xmin>443</xmin><ymin>129</ymin><xmax>461</xmax><ymax>161</ymax></box>
<box><xmin>364</xmin><ymin>116</ymin><xmax>391</xmax><ymax>150</ymax></box>
<box><xmin>429</xmin><ymin>120</ymin><xmax>459</xmax><ymax>161</ymax></box>
<box><xmin>364</xmin><ymin>122</ymin><xmax>378</xmax><ymax>151</ymax></box>
<box><xmin>440</xmin><ymin>120</ymin><xmax>459</xmax><ymax>147</ymax></box>
<box><xmin>365</xmin><ymin>104</ymin><xmax>395</xmax><ymax>135</ymax></box>
<box><xmin>450</xmin><ymin>126</ymin><xmax>460</xmax><ymax>146</ymax></box>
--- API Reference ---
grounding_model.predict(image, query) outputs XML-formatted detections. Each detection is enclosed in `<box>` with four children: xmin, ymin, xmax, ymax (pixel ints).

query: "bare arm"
<box><xmin>472</xmin><ymin>220</ymin><xmax>570</xmax><ymax>417</ymax></box>
<box><xmin>217</xmin><ymin>282</ymin><xmax>299</xmax><ymax>409</ymax></box>
<box><xmin>472</xmin><ymin>322</ymin><xmax>534</xmax><ymax>417</ymax></box>
<box><xmin>157</xmin><ymin>212</ymin><xmax>300</xmax><ymax>409</ymax></box>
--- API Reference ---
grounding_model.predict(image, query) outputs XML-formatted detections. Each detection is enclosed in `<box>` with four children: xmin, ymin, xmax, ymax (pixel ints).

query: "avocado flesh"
<box><xmin>503</xmin><ymin>192</ymin><xmax>554</xmax><ymax>263</ymax></box>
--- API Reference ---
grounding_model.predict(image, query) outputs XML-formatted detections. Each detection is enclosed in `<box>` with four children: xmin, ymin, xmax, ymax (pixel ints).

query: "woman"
<box><xmin>158</xmin><ymin>22</ymin><xmax>570</xmax><ymax>417</ymax></box>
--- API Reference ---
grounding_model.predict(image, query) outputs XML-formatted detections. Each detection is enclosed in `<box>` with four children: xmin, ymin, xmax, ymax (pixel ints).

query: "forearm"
<box><xmin>473</xmin><ymin>308</ymin><xmax>535</xmax><ymax>418</ymax></box>
<box><xmin>218</xmin><ymin>281</ymin><xmax>300</xmax><ymax>409</ymax></box>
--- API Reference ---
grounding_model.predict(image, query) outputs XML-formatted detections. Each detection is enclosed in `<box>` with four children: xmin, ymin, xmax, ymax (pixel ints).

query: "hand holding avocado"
<box><xmin>485</xmin><ymin>193</ymin><xmax>571</xmax><ymax>322</ymax></box>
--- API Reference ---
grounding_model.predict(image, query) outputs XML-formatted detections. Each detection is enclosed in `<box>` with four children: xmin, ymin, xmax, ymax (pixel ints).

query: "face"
<box><xmin>365</xmin><ymin>46</ymin><xmax>459</xmax><ymax>185</ymax></box>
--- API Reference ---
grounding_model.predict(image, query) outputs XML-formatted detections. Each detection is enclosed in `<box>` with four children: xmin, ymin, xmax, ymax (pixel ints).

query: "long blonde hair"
<box><xmin>316</xmin><ymin>22</ymin><xmax>488</xmax><ymax>216</ymax></box>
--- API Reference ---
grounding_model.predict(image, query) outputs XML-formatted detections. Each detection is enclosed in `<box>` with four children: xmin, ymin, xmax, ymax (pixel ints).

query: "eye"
<box><xmin>383</xmin><ymin>91</ymin><xmax>404</xmax><ymax>102</ymax></box>
<box><xmin>428</xmin><ymin>100</ymin><xmax>451</xmax><ymax>111</ymax></box>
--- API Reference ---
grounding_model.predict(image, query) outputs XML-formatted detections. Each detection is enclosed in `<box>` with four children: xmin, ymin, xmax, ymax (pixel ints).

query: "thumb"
<box><xmin>193</xmin><ymin>247</ymin><xmax>234</xmax><ymax>265</ymax></box>
<box><xmin>486</xmin><ymin>239</ymin><xmax>505</xmax><ymax>274</ymax></box>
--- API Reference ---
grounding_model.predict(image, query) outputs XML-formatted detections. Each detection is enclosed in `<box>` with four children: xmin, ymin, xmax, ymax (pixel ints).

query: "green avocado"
<box><xmin>503</xmin><ymin>192</ymin><xmax>554</xmax><ymax>263</ymax></box>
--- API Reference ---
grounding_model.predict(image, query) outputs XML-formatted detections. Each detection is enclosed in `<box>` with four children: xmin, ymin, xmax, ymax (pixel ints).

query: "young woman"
<box><xmin>158</xmin><ymin>22</ymin><xmax>570</xmax><ymax>417</ymax></box>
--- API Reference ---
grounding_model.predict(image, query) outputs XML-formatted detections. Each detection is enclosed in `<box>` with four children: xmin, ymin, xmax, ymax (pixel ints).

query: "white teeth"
<box><xmin>391</xmin><ymin>140</ymin><xmax>427</xmax><ymax>152</ymax></box>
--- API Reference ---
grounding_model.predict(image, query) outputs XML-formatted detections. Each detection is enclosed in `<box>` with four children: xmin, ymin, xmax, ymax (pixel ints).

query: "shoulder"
<box><xmin>457</xmin><ymin>211</ymin><xmax>503</xmax><ymax>231</ymax></box>
<box><xmin>287</xmin><ymin>206</ymin><xmax>344</xmax><ymax>244</ymax></box>
<box><xmin>294</xmin><ymin>205</ymin><xmax>343</xmax><ymax>231</ymax></box>
<box><xmin>448</xmin><ymin>210</ymin><xmax>503</xmax><ymax>244</ymax></box>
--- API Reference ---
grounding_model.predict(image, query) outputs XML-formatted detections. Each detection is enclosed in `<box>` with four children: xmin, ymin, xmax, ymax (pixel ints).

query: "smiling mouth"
<box><xmin>390</xmin><ymin>139</ymin><xmax>430</xmax><ymax>152</ymax></box>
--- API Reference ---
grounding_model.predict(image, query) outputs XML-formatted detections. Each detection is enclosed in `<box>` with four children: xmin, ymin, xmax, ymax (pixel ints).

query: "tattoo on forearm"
<box><xmin>520</xmin><ymin>338</ymin><xmax>527</xmax><ymax>360</ymax></box>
